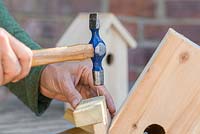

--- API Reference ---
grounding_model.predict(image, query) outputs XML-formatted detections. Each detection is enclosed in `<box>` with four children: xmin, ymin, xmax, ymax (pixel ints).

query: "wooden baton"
<box><xmin>31</xmin><ymin>44</ymin><xmax>94</xmax><ymax>67</ymax></box>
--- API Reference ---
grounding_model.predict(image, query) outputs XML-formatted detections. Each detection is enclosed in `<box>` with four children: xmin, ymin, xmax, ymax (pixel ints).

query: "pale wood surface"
<box><xmin>86</xmin><ymin>97</ymin><xmax>111</xmax><ymax>134</ymax></box>
<box><xmin>73</xmin><ymin>96</ymin><xmax>107</xmax><ymax>127</ymax></box>
<box><xmin>109</xmin><ymin>28</ymin><xmax>200</xmax><ymax>134</ymax></box>
<box><xmin>64</xmin><ymin>96</ymin><xmax>111</xmax><ymax>134</ymax></box>
<box><xmin>64</xmin><ymin>109</ymin><xmax>94</xmax><ymax>133</ymax></box>
<box><xmin>64</xmin><ymin>109</ymin><xmax>75</xmax><ymax>125</ymax></box>
<box><xmin>103</xmin><ymin>27</ymin><xmax>129</xmax><ymax>110</ymax></box>
<box><xmin>32</xmin><ymin>44</ymin><xmax>93</xmax><ymax>66</ymax></box>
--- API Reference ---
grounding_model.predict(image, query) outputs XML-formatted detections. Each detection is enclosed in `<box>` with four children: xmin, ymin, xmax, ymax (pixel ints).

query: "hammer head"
<box><xmin>89</xmin><ymin>13</ymin><xmax>106</xmax><ymax>86</ymax></box>
<box><xmin>89</xmin><ymin>13</ymin><xmax>100</xmax><ymax>29</ymax></box>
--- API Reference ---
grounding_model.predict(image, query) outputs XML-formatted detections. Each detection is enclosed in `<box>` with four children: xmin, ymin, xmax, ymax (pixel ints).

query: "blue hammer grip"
<box><xmin>89</xmin><ymin>13</ymin><xmax>106</xmax><ymax>85</ymax></box>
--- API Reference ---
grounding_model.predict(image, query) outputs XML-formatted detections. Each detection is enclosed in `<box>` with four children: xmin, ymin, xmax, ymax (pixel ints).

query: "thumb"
<box><xmin>62</xmin><ymin>78</ymin><xmax>82</xmax><ymax>108</ymax></box>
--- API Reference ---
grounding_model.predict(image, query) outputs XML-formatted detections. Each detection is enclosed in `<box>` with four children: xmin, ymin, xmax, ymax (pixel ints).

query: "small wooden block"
<box><xmin>64</xmin><ymin>109</ymin><xmax>75</xmax><ymax>125</ymax></box>
<box><xmin>64</xmin><ymin>96</ymin><xmax>111</xmax><ymax>134</ymax></box>
<box><xmin>64</xmin><ymin>108</ymin><xmax>94</xmax><ymax>133</ymax></box>
<box><xmin>73</xmin><ymin>96</ymin><xmax>108</xmax><ymax>127</ymax></box>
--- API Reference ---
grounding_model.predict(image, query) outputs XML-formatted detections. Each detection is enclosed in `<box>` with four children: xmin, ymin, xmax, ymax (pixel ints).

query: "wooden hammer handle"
<box><xmin>32</xmin><ymin>44</ymin><xmax>94</xmax><ymax>67</ymax></box>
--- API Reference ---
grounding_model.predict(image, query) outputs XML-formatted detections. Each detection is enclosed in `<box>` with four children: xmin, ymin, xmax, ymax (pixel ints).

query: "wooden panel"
<box><xmin>103</xmin><ymin>27</ymin><xmax>129</xmax><ymax>110</ymax></box>
<box><xmin>109</xmin><ymin>28</ymin><xmax>200</xmax><ymax>134</ymax></box>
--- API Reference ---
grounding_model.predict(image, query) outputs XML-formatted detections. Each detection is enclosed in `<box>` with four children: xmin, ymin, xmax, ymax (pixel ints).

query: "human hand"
<box><xmin>40</xmin><ymin>60</ymin><xmax>116</xmax><ymax>116</ymax></box>
<box><xmin>0</xmin><ymin>28</ymin><xmax>32</xmax><ymax>85</ymax></box>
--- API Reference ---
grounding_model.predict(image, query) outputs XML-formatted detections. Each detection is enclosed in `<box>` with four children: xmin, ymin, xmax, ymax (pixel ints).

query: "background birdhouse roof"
<box><xmin>57</xmin><ymin>13</ymin><xmax>137</xmax><ymax>48</ymax></box>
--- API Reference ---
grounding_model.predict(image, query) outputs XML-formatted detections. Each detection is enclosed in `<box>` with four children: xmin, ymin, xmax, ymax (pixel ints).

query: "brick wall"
<box><xmin>110</xmin><ymin>0</ymin><xmax>200</xmax><ymax>87</ymax></box>
<box><xmin>3</xmin><ymin>0</ymin><xmax>200</xmax><ymax>88</ymax></box>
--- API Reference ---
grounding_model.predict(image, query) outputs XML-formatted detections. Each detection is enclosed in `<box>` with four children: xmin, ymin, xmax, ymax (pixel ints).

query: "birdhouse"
<box><xmin>56</xmin><ymin>13</ymin><xmax>137</xmax><ymax>110</ymax></box>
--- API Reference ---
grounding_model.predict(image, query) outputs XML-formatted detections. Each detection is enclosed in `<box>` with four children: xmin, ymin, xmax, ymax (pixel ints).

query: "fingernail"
<box><xmin>72</xmin><ymin>98</ymin><xmax>80</xmax><ymax>108</ymax></box>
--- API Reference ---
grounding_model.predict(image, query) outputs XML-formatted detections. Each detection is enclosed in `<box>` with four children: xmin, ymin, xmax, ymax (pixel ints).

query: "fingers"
<box><xmin>61</xmin><ymin>75</ymin><xmax>82</xmax><ymax>108</ymax></box>
<box><xmin>94</xmin><ymin>86</ymin><xmax>116</xmax><ymax>116</ymax></box>
<box><xmin>7</xmin><ymin>31</ymin><xmax>32</xmax><ymax>82</ymax></box>
<box><xmin>0</xmin><ymin>28</ymin><xmax>32</xmax><ymax>85</ymax></box>
<box><xmin>40</xmin><ymin>64</ymin><xmax>83</xmax><ymax>108</ymax></box>
<box><xmin>76</xmin><ymin>85</ymin><xmax>88</xmax><ymax>99</ymax></box>
<box><xmin>12</xmin><ymin>47</ymin><xmax>32</xmax><ymax>82</ymax></box>
<box><xmin>77</xmin><ymin>85</ymin><xmax>97</xmax><ymax>99</ymax></box>
<box><xmin>80</xmin><ymin>64</ymin><xmax>116</xmax><ymax>116</ymax></box>
<box><xmin>0</xmin><ymin>30</ymin><xmax>21</xmax><ymax>85</ymax></box>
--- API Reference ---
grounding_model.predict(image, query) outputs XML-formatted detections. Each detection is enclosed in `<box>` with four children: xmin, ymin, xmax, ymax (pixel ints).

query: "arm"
<box><xmin>0</xmin><ymin>1</ymin><xmax>116</xmax><ymax>116</ymax></box>
<box><xmin>0</xmin><ymin>0</ymin><xmax>51</xmax><ymax>116</ymax></box>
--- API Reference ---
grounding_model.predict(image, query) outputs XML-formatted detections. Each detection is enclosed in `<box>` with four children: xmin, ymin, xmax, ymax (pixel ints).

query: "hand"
<box><xmin>40</xmin><ymin>60</ymin><xmax>116</xmax><ymax>116</ymax></box>
<box><xmin>0</xmin><ymin>28</ymin><xmax>32</xmax><ymax>85</ymax></box>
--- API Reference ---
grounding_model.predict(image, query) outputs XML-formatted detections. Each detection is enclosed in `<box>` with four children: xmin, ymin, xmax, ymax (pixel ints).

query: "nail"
<box><xmin>72</xmin><ymin>98</ymin><xmax>80</xmax><ymax>108</ymax></box>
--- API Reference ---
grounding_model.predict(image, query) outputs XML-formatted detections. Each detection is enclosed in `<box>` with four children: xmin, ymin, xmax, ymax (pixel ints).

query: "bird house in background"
<box><xmin>57</xmin><ymin>13</ymin><xmax>137</xmax><ymax>110</ymax></box>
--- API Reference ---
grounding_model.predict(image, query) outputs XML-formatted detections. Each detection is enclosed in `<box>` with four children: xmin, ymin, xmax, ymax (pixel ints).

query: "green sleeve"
<box><xmin>0</xmin><ymin>0</ymin><xmax>52</xmax><ymax>116</ymax></box>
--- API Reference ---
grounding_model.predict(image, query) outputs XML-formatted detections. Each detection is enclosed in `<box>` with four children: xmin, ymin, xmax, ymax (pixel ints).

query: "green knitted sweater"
<box><xmin>0</xmin><ymin>0</ymin><xmax>52</xmax><ymax>116</ymax></box>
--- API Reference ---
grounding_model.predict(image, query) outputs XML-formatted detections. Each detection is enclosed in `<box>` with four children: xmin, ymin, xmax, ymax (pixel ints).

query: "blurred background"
<box><xmin>1</xmin><ymin>0</ymin><xmax>200</xmax><ymax>133</ymax></box>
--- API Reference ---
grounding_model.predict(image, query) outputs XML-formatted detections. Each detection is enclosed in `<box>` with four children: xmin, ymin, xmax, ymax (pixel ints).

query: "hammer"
<box><xmin>32</xmin><ymin>13</ymin><xmax>106</xmax><ymax>86</ymax></box>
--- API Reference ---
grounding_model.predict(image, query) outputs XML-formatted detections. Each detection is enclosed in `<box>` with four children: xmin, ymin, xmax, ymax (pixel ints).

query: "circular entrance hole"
<box><xmin>106</xmin><ymin>53</ymin><xmax>114</xmax><ymax>65</ymax></box>
<box><xmin>144</xmin><ymin>124</ymin><xmax>165</xmax><ymax>134</ymax></box>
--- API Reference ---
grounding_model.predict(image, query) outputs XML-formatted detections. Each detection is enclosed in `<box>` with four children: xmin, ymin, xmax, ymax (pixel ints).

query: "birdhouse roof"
<box><xmin>57</xmin><ymin>13</ymin><xmax>137</xmax><ymax>48</ymax></box>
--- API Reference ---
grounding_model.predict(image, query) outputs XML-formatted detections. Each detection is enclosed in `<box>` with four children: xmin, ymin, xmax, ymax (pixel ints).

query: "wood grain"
<box><xmin>64</xmin><ymin>96</ymin><xmax>111</xmax><ymax>134</ymax></box>
<box><xmin>32</xmin><ymin>44</ymin><xmax>93</xmax><ymax>66</ymax></box>
<box><xmin>73</xmin><ymin>96</ymin><xmax>107</xmax><ymax>127</ymax></box>
<box><xmin>109</xmin><ymin>28</ymin><xmax>200</xmax><ymax>134</ymax></box>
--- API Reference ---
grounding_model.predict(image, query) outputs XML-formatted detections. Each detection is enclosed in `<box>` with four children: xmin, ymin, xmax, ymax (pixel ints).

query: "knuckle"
<box><xmin>15</xmin><ymin>67</ymin><xmax>21</xmax><ymax>76</ymax></box>
<box><xmin>68</xmin><ymin>89</ymin><xmax>75</xmax><ymax>96</ymax></box>
<box><xmin>7</xmin><ymin>67</ymin><xmax>21</xmax><ymax>77</ymax></box>
<box><xmin>24</xmin><ymin>46</ymin><xmax>33</xmax><ymax>57</ymax></box>
<box><xmin>68</xmin><ymin>94</ymin><xmax>77</xmax><ymax>102</ymax></box>
<box><xmin>82</xmin><ymin>65</ymin><xmax>92</xmax><ymax>73</ymax></box>
<box><xmin>20</xmin><ymin>50</ymin><xmax>32</xmax><ymax>62</ymax></box>
<box><xmin>28</xmin><ymin>49</ymin><xmax>33</xmax><ymax>58</ymax></box>
<box><xmin>64</xmin><ymin>87</ymin><xmax>75</xmax><ymax>98</ymax></box>
<box><xmin>46</xmin><ymin>64</ymin><xmax>58</xmax><ymax>72</ymax></box>
<box><xmin>20</xmin><ymin>55</ymin><xmax>30</xmax><ymax>62</ymax></box>
<box><xmin>85</xmin><ymin>66</ymin><xmax>92</xmax><ymax>71</ymax></box>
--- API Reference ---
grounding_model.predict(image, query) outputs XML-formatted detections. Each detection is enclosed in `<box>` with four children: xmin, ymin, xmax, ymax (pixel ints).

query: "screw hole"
<box><xmin>144</xmin><ymin>124</ymin><xmax>165</xmax><ymax>134</ymax></box>
<box><xmin>106</xmin><ymin>53</ymin><xmax>114</xmax><ymax>65</ymax></box>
